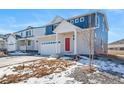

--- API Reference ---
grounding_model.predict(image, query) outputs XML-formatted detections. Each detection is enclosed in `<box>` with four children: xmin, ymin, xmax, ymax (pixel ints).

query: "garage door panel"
<box><xmin>40</xmin><ymin>41</ymin><xmax>56</xmax><ymax>55</ymax></box>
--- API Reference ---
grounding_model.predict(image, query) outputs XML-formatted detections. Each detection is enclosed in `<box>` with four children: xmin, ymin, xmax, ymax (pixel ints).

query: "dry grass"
<box><xmin>0</xmin><ymin>51</ymin><xmax>6</xmax><ymax>57</ymax></box>
<box><xmin>107</xmin><ymin>54</ymin><xmax>124</xmax><ymax>61</ymax></box>
<box><xmin>0</xmin><ymin>59</ymin><xmax>74</xmax><ymax>84</ymax></box>
<box><xmin>81</xmin><ymin>65</ymin><xmax>96</xmax><ymax>74</ymax></box>
<box><xmin>108</xmin><ymin>50</ymin><xmax>124</xmax><ymax>55</ymax></box>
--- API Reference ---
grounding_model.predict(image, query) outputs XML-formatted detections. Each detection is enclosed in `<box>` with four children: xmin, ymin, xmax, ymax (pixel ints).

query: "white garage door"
<box><xmin>7</xmin><ymin>44</ymin><xmax>16</xmax><ymax>52</ymax></box>
<box><xmin>40</xmin><ymin>41</ymin><xmax>56</xmax><ymax>55</ymax></box>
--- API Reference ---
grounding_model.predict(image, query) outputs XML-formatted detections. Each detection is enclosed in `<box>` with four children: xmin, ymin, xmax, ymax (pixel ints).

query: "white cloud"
<box><xmin>0</xmin><ymin>28</ymin><xmax>14</xmax><ymax>34</ymax></box>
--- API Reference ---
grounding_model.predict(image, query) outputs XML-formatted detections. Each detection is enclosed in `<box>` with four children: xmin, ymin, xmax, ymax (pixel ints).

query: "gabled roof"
<box><xmin>109</xmin><ymin>39</ymin><xmax>124</xmax><ymax>45</ymax></box>
<box><xmin>6</xmin><ymin>34</ymin><xmax>22</xmax><ymax>40</ymax></box>
<box><xmin>53</xmin><ymin>20</ymin><xmax>82</xmax><ymax>33</ymax></box>
<box><xmin>49</xmin><ymin>16</ymin><xmax>64</xmax><ymax>24</ymax></box>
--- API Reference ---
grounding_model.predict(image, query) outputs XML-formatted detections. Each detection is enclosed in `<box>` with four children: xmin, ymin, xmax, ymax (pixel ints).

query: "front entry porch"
<box><xmin>17</xmin><ymin>39</ymin><xmax>34</xmax><ymax>52</ymax></box>
<box><xmin>53</xmin><ymin>20</ymin><xmax>94</xmax><ymax>56</ymax></box>
<box><xmin>56</xmin><ymin>31</ymin><xmax>78</xmax><ymax>55</ymax></box>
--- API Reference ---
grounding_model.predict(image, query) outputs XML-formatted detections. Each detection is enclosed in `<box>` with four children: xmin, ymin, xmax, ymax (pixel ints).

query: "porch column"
<box><xmin>56</xmin><ymin>33</ymin><xmax>58</xmax><ymax>54</ymax></box>
<box><xmin>74</xmin><ymin>30</ymin><xmax>77</xmax><ymax>55</ymax></box>
<box><xmin>25</xmin><ymin>39</ymin><xmax>27</xmax><ymax>52</ymax></box>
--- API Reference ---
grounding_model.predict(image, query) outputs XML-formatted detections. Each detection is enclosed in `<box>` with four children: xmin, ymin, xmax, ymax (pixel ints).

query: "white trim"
<box><xmin>74</xmin><ymin>30</ymin><xmax>77</xmax><ymax>54</ymax></box>
<box><xmin>80</xmin><ymin>17</ymin><xmax>84</xmax><ymax>22</ymax></box>
<box><xmin>37</xmin><ymin>34</ymin><xmax>56</xmax><ymax>39</ymax></box>
<box><xmin>75</xmin><ymin>18</ymin><xmax>79</xmax><ymax>23</ymax></box>
<box><xmin>95</xmin><ymin>12</ymin><xmax>97</xmax><ymax>27</ymax></box>
<box><xmin>56</xmin><ymin>33</ymin><xmax>58</xmax><ymax>54</ymax></box>
<box><xmin>64</xmin><ymin>37</ymin><xmax>71</xmax><ymax>52</ymax></box>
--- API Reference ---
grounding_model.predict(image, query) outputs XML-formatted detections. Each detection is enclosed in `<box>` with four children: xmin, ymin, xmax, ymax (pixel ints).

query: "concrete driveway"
<box><xmin>0</xmin><ymin>56</ymin><xmax>44</xmax><ymax>67</ymax></box>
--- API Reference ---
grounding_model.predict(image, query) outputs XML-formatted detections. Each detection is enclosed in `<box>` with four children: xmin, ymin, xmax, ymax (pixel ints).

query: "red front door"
<box><xmin>65</xmin><ymin>38</ymin><xmax>70</xmax><ymax>51</ymax></box>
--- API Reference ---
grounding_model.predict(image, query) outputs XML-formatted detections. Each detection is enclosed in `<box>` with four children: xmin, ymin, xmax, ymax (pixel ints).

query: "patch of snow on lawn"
<box><xmin>47</xmin><ymin>57</ymin><xmax>57</xmax><ymax>60</ymax></box>
<box><xmin>0</xmin><ymin>66</ymin><xmax>18</xmax><ymax>78</ymax></box>
<box><xmin>79</xmin><ymin>56</ymin><xmax>124</xmax><ymax>76</ymax></box>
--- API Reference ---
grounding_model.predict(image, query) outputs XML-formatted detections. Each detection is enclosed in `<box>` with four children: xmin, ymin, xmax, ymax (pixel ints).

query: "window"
<box><xmin>75</xmin><ymin>18</ymin><xmax>79</xmax><ymax>23</ymax></box>
<box><xmin>26</xmin><ymin>31</ymin><xmax>32</xmax><ymax>37</ymax></box>
<box><xmin>101</xmin><ymin>39</ymin><xmax>104</xmax><ymax>49</ymax></box>
<box><xmin>80</xmin><ymin>17</ymin><xmax>84</xmax><ymax>22</ymax></box>
<box><xmin>29</xmin><ymin>31</ymin><xmax>31</xmax><ymax>36</ymax></box>
<box><xmin>26</xmin><ymin>31</ymin><xmax>28</xmax><ymax>36</ymax></box>
<box><xmin>109</xmin><ymin>48</ymin><xmax>114</xmax><ymax>50</ymax></box>
<box><xmin>21</xmin><ymin>32</ymin><xmax>23</xmax><ymax>36</ymax></box>
<box><xmin>70</xmin><ymin>20</ymin><xmax>74</xmax><ymax>24</ymax></box>
<box><xmin>120</xmin><ymin>47</ymin><xmax>124</xmax><ymax>50</ymax></box>
<box><xmin>95</xmin><ymin>33</ymin><xmax>97</xmax><ymax>38</ymax></box>
<box><xmin>28</xmin><ymin>41</ymin><xmax>31</xmax><ymax>46</ymax></box>
<box><xmin>97</xmin><ymin>16</ymin><xmax>100</xmax><ymax>27</ymax></box>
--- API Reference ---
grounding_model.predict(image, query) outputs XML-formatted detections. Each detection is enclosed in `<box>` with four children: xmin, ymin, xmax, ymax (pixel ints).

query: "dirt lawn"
<box><xmin>0</xmin><ymin>56</ymin><xmax>44</xmax><ymax>68</ymax></box>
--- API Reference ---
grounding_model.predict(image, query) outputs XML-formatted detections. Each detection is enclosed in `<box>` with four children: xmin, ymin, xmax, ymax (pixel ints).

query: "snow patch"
<box><xmin>79</xmin><ymin>56</ymin><xmax>124</xmax><ymax>76</ymax></box>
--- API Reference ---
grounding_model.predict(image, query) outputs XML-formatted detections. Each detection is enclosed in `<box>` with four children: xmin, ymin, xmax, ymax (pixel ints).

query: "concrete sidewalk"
<box><xmin>0</xmin><ymin>56</ymin><xmax>44</xmax><ymax>68</ymax></box>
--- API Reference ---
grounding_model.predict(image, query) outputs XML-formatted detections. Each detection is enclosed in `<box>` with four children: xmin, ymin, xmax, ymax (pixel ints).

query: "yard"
<box><xmin>0</xmin><ymin>55</ymin><xmax>124</xmax><ymax>84</ymax></box>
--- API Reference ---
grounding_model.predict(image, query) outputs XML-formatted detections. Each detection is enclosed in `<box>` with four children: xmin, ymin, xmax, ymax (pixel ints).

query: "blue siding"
<box><xmin>45</xmin><ymin>25</ymin><xmax>55</xmax><ymax>35</ymax></box>
<box><xmin>45</xmin><ymin>13</ymin><xmax>101</xmax><ymax>36</ymax></box>
<box><xmin>45</xmin><ymin>23</ymin><xmax>59</xmax><ymax>35</ymax></box>
<box><xmin>71</xmin><ymin>16</ymin><xmax>89</xmax><ymax>29</ymax></box>
<box><xmin>67</xmin><ymin>13</ymin><xmax>96</xmax><ymax>29</ymax></box>
<box><xmin>94</xmin><ymin>13</ymin><xmax>108</xmax><ymax>54</ymax></box>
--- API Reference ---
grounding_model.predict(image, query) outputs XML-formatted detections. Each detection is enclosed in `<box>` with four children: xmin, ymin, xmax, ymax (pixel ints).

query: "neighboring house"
<box><xmin>38</xmin><ymin>11</ymin><xmax>109</xmax><ymax>55</ymax></box>
<box><xmin>0</xmin><ymin>37</ymin><xmax>5</xmax><ymax>50</ymax></box>
<box><xmin>5</xmin><ymin>11</ymin><xmax>109</xmax><ymax>55</ymax></box>
<box><xmin>6</xmin><ymin>34</ymin><xmax>21</xmax><ymax>52</ymax></box>
<box><xmin>0</xmin><ymin>35</ymin><xmax>6</xmax><ymax>50</ymax></box>
<box><xmin>14</xmin><ymin>26</ymin><xmax>45</xmax><ymax>52</ymax></box>
<box><xmin>108</xmin><ymin>39</ymin><xmax>124</xmax><ymax>55</ymax></box>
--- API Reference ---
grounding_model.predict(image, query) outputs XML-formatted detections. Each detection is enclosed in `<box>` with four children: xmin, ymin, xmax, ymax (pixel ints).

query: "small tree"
<box><xmin>82</xmin><ymin>29</ymin><xmax>94</xmax><ymax>69</ymax></box>
<box><xmin>77</xmin><ymin>14</ymin><xmax>94</xmax><ymax>70</ymax></box>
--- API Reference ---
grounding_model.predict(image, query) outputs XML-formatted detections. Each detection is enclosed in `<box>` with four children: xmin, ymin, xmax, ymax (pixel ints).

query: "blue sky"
<box><xmin>0</xmin><ymin>9</ymin><xmax>124</xmax><ymax>43</ymax></box>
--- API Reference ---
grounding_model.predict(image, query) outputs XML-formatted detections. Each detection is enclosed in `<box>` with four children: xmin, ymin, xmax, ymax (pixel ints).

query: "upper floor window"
<box><xmin>75</xmin><ymin>18</ymin><xmax>79</xmax><ymax>23</ymax></box>
<box><xmin>21</xmin><ymin>32</ymin><xmax>23</xmax><ymax>36</ymax></box>
<box><xmin>80</xmin><ymin>17</ymin><xmax>84</xmax><ymax>22</ymax></box>
<box><xmin>70</xmin><ymin>20</ymin><xmax>74</xmax><ymax>24</ymax></box>
<box><xmin>26</xmin><ymin>31</ymin><xmax>28</xmax><ymax>36</ymax></box>
<box><xmin>53</xmin><ymin>24</ymin><xmax>59</xmax><ymax>29</ymax></box>
<box><xmin>95</xmin><ymin>33</ymin><xmax>97</xmax><ymax>38</ymax></box>
<box><xmin>29</xmin><ymin>31</ymin><xmax>31</xmax><ymax>36</ymax></box>
<box><xmin>26</xmin><ymin>30</ymin><xmax>32</xmax><ymax>37</ymax></box>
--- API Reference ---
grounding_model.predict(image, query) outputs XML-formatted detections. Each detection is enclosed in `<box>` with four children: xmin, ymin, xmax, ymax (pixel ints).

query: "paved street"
<box><xmin>0</xmin><ymin>56</ymin><xmax>44</xmax><ymax>67</ymax></box>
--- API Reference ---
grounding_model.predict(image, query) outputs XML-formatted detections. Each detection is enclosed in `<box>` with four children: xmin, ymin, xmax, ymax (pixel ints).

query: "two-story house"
<box><xmin>38</xmin><ymin>11</ymin><xmax>109</xmax><ymax>55</ymax></box>
<box><xmin>6</xmin><ymin>26</ymin><xmax>45</xmax><ymax>52</ymax></box>
<box><xmin>108</xmin><ymin>39</ymin><xmax>124</xmax><ymax>55</ymax></box>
